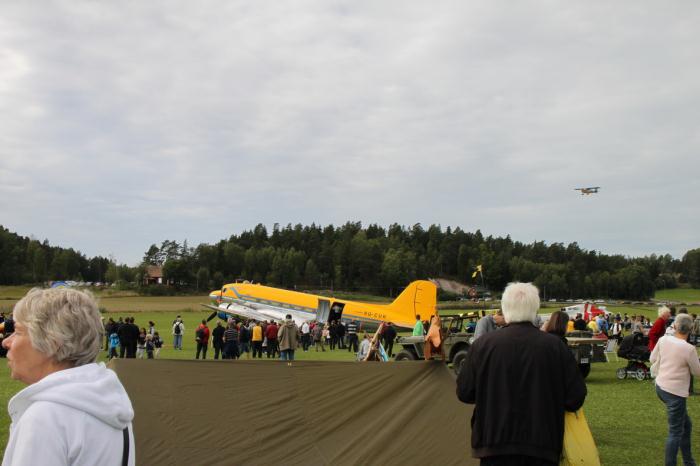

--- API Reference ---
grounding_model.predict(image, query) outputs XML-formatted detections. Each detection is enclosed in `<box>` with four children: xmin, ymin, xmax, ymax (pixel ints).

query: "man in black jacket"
<box><xmin>457</xmin><ymin>282</ymin><xmax>587</xmax><ymax>465</ymax></box>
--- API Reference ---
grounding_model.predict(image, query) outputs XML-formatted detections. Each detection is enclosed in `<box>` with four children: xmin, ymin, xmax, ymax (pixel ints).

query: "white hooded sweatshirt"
<box><xmin>2</xmin><ymin>363</ymin><xmax>135</xmax><ymax>466</ymax></box>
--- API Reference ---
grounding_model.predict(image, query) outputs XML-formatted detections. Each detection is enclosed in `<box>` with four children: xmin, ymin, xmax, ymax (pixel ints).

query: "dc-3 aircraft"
<box><xmin>575</xmin><ymin>187</ymin><xmax>600</xmax><ymax>195</ymax></box>
<box><xmin>203</xmin><ymin>280</ymin><xmax>437</xmax><ymax>329</ymax></box>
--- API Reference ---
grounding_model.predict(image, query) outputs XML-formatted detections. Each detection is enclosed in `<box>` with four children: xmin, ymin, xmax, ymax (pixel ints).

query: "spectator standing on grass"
<box><xmin>693</xmin><ymin>314</ymin><xmax>700</xmax><ymax>345</ymax></box>
<box><xmin>337</xmin><ymin>321</ymin><xmax>346</xmax><ymax>349</ymax></box>
<box><xmin>573</xmin><ymin>313</ymin><xmax>587</xmax><ymax>331</ymax></box>
<box><xmin>278</xmin><ymin>314</ymin><xmax>299</xmax><ymax>364</ymax></box>
<box><xmin>148</xmin><ymin>321</ymin><xmax>156</xmax><ymax>336</ymax></box>
<box><xmin>251</xmin><ymin>321</ymin><xmax>264</xmax><ymax>358</ymax></box>
<box><xmin>129</xmin><ymin>318</ymin><xmax>140</xmax><ymax>358</ymax></box>
<box><xmin>266</xmin><ymin>320</ymin><xmax>279</xmax><ymax>358</ymax></box>
<box><xmin>104</xmin><ymin>318</ymin><xmax>116</xmax><ymax>351</ymax></box>
<box><xmin>136</xmin><ymin>328</ymin><xmax>147</xmax><ymax>359</ymax></box>
<box><xmin>238</xmin><ymin>321</ymin><xmax>251</xmax><ymax>359</ymax></box>
<box><xmin>172</xmin><ymin>317</ymin><xmax>184</xmax><ymax>350</ymax></box>
<box><xmin>610</xmin><ymin>317</ymin><xmax>624</xmax><ymax>343</ymax></box>
<box><xmin>323</xmin><ymin>325</ymin><xmax>330</xmax><ymax>347</ymax></box>
<box><xmin>194</xmin><ymin>319</ymin><xmax>209</xmax><ymax>359</ymax></box>
<box><xmin>457</xmin><ymin>282</ymin><xmax>586</xmax><ymax>465</ymax></box>
<box><xmin>650</xmin><ymin>314</ymin><xmax>700</xmax><ymax>466</ymax></box>
<box><xmin>117</xmin><ymin>317</ymin><xmax>129</xmax><ymax>358</ymax></box>
<box><xmin>649</xmin><ymin>306</ymin><xmax>672</xmax><ymax>351</ymax></box>
<box><xmin>212</xmin><ymin>321</ymin><xmax>225</xmax><ymax>359</ymax></box>
<box><xmin>346</xmin><ymin>320</ymin><xmax>359</xmax><ymax>353</ymax></box>
<box><xmin>195</xmin><ymin>319</ymin><xmax>210</xmax><ymax>360</ymax></box>
<box><xmin>633</xmin><ymin>315</ymin><xmax>645</xmax><ymax>335</ymax></box>
<box><xmin>145</xmin><ymin>334</ymin><xmax>154</xmax><ymax>359</ymax></box>
<box><xmin>153</xmin><ymin>332</ymin><xmax>163</xmax><ymax>358</ymax></box>
<box><xmin>108</xmin><ymin>331</ymin><xmax>119</xmax><ymax>360</ymax></box>
<box><xmin>329</xmin><ymin>321</ymin><xmax>338</xmax><ymax>350</ymax></box>
<box><xmin>383</xmin><ymin>322</ymin><xmax>397</xmax><ymax>358</ymax></box>
<box><xmin>301</xmin><ymin>321</ymin><xmax>311</xmax><ymax>351</ymax></box>
<box><xmin>223</xmin><ymin>322</ymin><xmax>239</xmax><ymax>359</ymax></box>
<box><xmin>313</xmin><ymin>322</ymin><xmax>325</xmax><ymax>352</ymax></box>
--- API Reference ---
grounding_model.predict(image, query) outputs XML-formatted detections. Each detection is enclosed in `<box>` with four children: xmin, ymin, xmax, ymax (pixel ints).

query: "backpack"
<box><xmin>174</xmin><ymin>322</ymin><xmax>181</xmax><ymax>335</ymax></box>
<box><xmin>196</xmin><ymin>327</ymin><xmax>205</xmax><ymax>341</ymax></box>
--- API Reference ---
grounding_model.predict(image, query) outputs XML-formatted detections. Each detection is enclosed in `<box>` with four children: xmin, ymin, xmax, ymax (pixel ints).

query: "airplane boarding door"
<box><xmin>316</xmin><ymin>299</ymin><xmax>331</xmax><ymax>323</ymax></box>
<box><xmin>329</xmin><ymin>302</ymin><xmax>344</xmax><ymax>322</ymax></box>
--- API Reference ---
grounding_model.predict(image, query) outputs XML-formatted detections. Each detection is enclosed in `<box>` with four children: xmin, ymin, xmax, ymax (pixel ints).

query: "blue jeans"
<box><xmin>173</xmin><ymin>334</ymin><xmax>183</xmax><ymax>350</ymax></box>
<box><xmin>280</xmin><ymin>349</ymin><xmax>295</xmax><ymax>361</ymax></box>
<box><xmin>656</xmin><ymin>385</ymin><xmax>696</xmax><ymax>466</ymax></box>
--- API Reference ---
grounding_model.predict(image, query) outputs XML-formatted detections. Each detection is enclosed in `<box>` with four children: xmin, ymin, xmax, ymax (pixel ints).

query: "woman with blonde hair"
<box><xmin>2</xmin><ymin>288</ymin><xmax>135</xmax><ymax>465</ymax></box>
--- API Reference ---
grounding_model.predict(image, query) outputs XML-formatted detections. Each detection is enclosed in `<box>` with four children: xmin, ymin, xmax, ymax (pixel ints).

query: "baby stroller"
<box><xmin>616</xmin><ymin>333</ymin><xmax>651</xmax><ymax>380</ymax></box>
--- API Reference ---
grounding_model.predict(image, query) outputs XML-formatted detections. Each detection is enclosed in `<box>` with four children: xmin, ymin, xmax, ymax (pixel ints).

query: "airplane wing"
<box><xmin>201</xmin><ymin>303</ymin><xmax>273</xmax><ymax>323</ymax></box>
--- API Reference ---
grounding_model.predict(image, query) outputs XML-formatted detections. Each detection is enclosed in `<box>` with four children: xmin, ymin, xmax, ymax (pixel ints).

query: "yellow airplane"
<box><xmin>204</xmin><ymin>280</ymin><xmax>437</xmax><ymax>329</ymax></box>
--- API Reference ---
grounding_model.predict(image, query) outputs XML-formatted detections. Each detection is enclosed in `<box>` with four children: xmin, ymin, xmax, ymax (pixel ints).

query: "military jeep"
<box><xmin>394</xmin><ymin>313</ymin><xmax>481</xmax><ymax>375</ymax></box>
<box><xmin>395</xmin><ymin>315</ymin><xmax>607</xmax><ymax>379</ymax></box>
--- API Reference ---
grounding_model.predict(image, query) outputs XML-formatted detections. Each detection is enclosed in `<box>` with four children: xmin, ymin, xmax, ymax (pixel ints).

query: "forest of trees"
<box><xmin>2</xmin><ymin>223</ymin><xmax>700</xmax><ymax>300</ymax></box>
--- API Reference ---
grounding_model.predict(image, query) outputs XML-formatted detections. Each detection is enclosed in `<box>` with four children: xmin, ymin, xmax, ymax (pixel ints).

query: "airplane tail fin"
<box><xmin>389</xmin><ymin>280</ymin><xmax>438</xmax><ymax>324</ymax></box>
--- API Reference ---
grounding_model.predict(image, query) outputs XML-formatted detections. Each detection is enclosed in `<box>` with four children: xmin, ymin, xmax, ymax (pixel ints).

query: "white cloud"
<box><xmin>1</xmin><ymin>1</ymin><xmax>699</xmax><ymax>264</ymax></box>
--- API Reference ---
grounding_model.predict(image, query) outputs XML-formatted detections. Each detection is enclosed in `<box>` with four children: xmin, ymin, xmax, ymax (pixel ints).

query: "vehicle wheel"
<box><xmin>452</xmin><ymin>350</ymin><xmax>469</xmax><ymax>376</ymax></box>
<box><xmin>616</xmin><ymin>367</ymin><xmax>627</xmax><ymax>380</ymax></box>
<box><xmin>394</xmin><ymin>349</ymin><xmax>417</xmax><ymax>361</ymax></box>
<box><xmin>635</xmin><ymin>368</ymin><xmax>647</xmax><ymax>381</ymax></box>
<box><xmin>578</xmin><ymin>363</ymin><xmax>591</xmax><ymax>379</ymax></box>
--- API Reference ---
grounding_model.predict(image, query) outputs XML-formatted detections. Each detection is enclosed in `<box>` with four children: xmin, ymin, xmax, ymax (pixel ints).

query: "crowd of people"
<box><xmin>103</xmin><ymin>317</ymin><xmax>163</xmax><ymax>360</ymax></box>
<box><xmin>95</xmin><ymin>313</ymin><xmax>402</xmax><ymax>363</ymax></box>
<box><xmin>187</xmin><ymin>316</ymin><xmax>399</xmax><ymax>361</ymax></box>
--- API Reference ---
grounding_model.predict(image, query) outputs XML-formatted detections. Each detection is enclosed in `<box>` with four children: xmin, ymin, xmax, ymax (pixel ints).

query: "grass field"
<box><xmin>0</xmin><ymin>289</ymin><xmax>699</xmax><ymax>464</ymax></box>
<box><xmin>655</xmin><ymin>288</ymin><xmax>700</xmax><ymax>303</ymax></box>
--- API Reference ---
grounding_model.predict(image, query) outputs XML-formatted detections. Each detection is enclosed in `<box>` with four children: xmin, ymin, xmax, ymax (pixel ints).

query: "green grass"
<box><xmin>655</xmin><ymin>288</ymin><xmax>700</xmax><ymax>303</ymax></box>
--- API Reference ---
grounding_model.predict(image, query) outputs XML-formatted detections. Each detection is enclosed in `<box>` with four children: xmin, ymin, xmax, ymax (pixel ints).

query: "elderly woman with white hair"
<box><xmin>2</xmin><ymin>288</ymin><xmax>135</xmax><ymax>466</ymax></box>
<box><xmin>650</xmin><ymin>313</ymin><xmax>700</xmax><ymax>466</ymax></box>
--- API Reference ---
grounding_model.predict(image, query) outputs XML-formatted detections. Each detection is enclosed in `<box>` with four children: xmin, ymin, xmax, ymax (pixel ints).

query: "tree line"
<box><xmin>2</xmin><ymin>223</ymin><xmax>700</xmax><ymax>300</ymax></box>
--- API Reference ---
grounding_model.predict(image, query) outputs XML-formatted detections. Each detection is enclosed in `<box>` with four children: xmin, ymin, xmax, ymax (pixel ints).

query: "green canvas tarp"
<box><xmin>109</xmin><ymin>359</ymin><xmax>476</xmax><ymax>466</ymax></box>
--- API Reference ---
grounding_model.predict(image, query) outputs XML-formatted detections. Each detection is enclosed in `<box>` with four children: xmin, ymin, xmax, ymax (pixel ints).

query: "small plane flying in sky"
<box><xmin>204</xmin><ymin>280</ymin><xmax>437</xmax><ymax>329</ymax></box>
<box><xmin>574</xmin><ymin>187</ymin><xmax>600</xmax><ymax>195</ymax></box>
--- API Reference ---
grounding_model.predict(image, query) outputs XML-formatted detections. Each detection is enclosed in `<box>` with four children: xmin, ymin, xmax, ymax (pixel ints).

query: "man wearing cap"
<box><xmin>473</xmin><ymin>310</ymin><xmax>505</xmax><ymax>341</ymax></box>
<box><xmin>457</xmin><ymin>282</ymin><xmax>586</xmax><ymax>465</ymax></box>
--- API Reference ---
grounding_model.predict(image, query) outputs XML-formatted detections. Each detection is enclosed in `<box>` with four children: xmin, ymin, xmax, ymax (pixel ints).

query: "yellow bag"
<box><xmin>560</xmin><ymin>409</ymin><xmax>601</xmax><ymax>466</ymax></box>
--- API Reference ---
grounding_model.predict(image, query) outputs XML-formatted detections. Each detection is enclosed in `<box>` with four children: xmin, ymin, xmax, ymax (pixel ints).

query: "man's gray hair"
<box><xmin>674</xmin><ymin>314</ymin><xmax>693</xmax><ymax>334</ymax></box>
<box><xmin>658</xmin><ymin>306</ymin><xmax>671</xmax><ymax>318</ymax></box>
<box><xmin>501</xmin><ymin>282</ymin><xmax>540</xmax><ymax>324</ymax></box>
<box><xmin>13</xmin><ymin>288</ymin><xmax>103</xmax><ymax>367</ymax></box>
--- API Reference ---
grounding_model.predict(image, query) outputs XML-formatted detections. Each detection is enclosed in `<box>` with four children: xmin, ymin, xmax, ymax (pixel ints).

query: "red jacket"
<box><xmin>265</xmin><ymin>323</ymin><xmax>278</xmax><ymax>340</ymax></box>
<box><xmin>196</xmin><ymin>324</ymin><xmax>210</xmax><ymax>344</ymax></box>
<box><xmin>648</xmin><ymin>317</ymin><xmax>666</xmax><ymax>350</ymax></box>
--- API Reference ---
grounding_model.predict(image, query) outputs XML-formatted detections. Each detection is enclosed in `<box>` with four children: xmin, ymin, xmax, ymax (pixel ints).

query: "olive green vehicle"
<box><xmin>394</xmin><ymin>313</ymin><xmax>479</xmax><ymax>374</ymax></box>
<box><xmin>394</xmin><ymin>315</ymin><xmax>607</xmax><ymax>378</ymax></box>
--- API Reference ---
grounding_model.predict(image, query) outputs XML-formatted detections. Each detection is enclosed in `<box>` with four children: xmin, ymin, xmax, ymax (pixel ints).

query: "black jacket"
<box><xmin>456</xmin><ymin>322</ymin><xmax>586</xmax><ymax>463</ymax></box>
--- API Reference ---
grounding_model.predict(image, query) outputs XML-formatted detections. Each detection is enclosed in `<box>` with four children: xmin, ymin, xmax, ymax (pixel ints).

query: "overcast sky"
<box><xmin>1</xmin><ymin>1</ymin><xmax>699</xmax><ymax>266</ymax></box>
